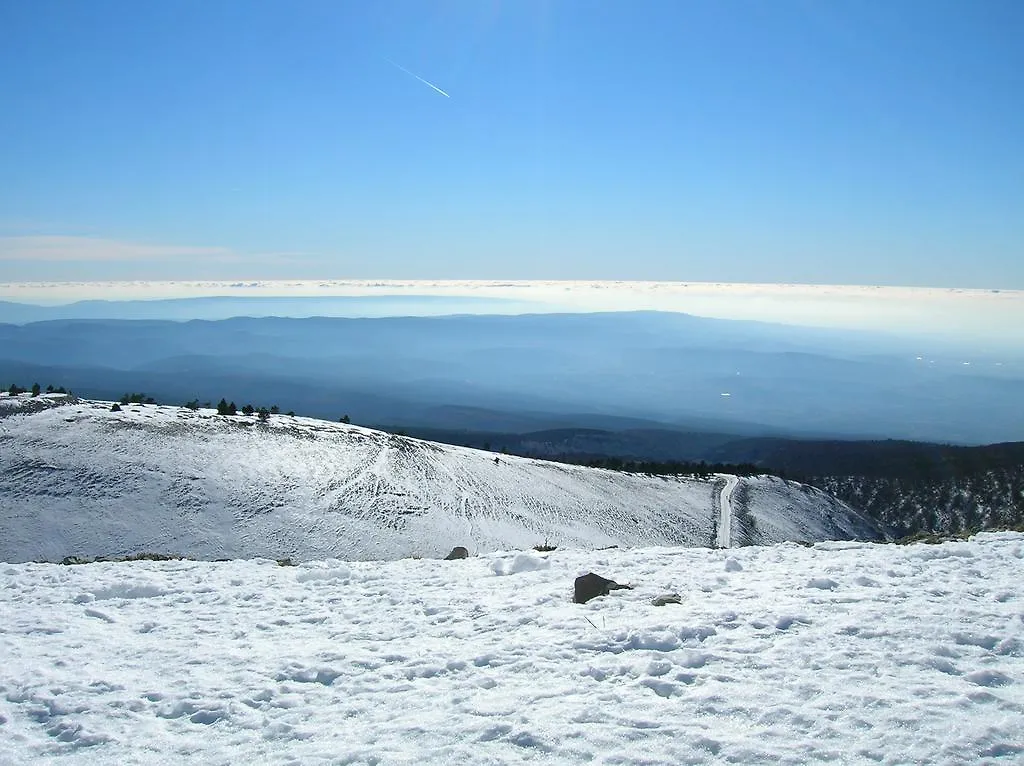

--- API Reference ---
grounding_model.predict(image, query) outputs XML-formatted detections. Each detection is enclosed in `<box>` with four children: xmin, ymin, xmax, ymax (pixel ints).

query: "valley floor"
<box><xmin>1</xmin><ymin>535</ymin><xmax>1022</xmax><ymax>765</ymax></box>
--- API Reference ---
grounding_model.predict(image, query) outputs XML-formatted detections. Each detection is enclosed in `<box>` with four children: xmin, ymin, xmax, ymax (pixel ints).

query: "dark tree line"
<box><xmin>120</xmin><ymin>392</ymin><xmax>157</xmax><ymax>405</ymax></box>
<box><xmin>215</xmin><ymin>398</ymin><xmax>282</xmax><ymax>420</ymax></box>
<box><xmin>6</xmin><ymin>382</ymin><xmax>70</xmax><ymax>396</ymax></box>
<box><xmin>543</xmin><ymin>454</ymin><xmax>762</xmax><ymax>479</ymax></box>
<box><xmin>739</xmin><ymin>438</ymin><xmax>1024</xmax><ymax>484</ymax></box>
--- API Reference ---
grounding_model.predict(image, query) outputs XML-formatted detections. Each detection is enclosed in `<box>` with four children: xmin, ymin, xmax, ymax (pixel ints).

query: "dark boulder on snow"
<box><xmin>574</xmin><ymin>572</ymin><xmax>632</xmax><ymax>604</ymax></box>
<box><xmin>444</xmin><ymin>546</ymin><xmax>469</xmax><ymax>560</ymax></box>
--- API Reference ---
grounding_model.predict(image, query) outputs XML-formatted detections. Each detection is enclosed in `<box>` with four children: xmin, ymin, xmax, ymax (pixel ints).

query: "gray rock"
<box><xmin>650</xmin><ymin>593</ymin><xmax>682</xmax><ymax>606</ymax></box>
<box><xmin>444</xmin><ymin>546</ymin><xmax>469</xmax><ymax>560</ymax></box>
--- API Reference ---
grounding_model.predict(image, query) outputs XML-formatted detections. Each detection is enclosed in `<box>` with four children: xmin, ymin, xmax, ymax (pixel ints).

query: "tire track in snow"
<box><xmin>716</xmin><ymin>474</ymin><xmax>739</xmax><ymax>548</ymax></box>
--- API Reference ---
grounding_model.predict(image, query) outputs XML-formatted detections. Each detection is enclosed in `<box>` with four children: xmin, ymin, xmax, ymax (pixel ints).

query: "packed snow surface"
<box><xmin>1</xmin><ymin>534</ymin><xmax>1022</xmax><ymax>764</ymax></box>
<box><xmin>0</xmin><ymin>397</ymin><xmax>881</xmax><ymax>562</ymax></box>
<box><xmin>715</xmin><ymin>474</ymin><xmax>738</xmax><ymax>548</ymax></box>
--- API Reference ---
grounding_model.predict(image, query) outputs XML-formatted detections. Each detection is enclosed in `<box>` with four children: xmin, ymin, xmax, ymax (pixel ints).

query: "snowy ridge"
<box><xmin>0</xmin><ymin>396</ymin><xmax>882</xmax><ymax>562</ymax></box>
<box><xmin>1</xmin><ymin>534</ymin><xmax>1022</xmax><ymax>763</ymax></box>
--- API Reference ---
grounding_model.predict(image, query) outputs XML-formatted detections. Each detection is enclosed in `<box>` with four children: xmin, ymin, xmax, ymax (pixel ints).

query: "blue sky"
<box><xmin>1</xmin><ymin>0</ymin><xmax>1022</xmax><ymax>287</ymax></box>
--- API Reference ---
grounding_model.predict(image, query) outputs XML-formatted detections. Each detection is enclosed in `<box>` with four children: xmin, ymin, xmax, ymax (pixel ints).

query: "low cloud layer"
<box><xmin>0</xmin><ymin>278</ymin><xmax>1020</xmax><ymax>352</ymax></box>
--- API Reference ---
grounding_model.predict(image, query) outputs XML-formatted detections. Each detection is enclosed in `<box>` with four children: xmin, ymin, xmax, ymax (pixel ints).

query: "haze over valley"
<box><xmin>2</xmin><ymin>291</ymin><xmax>1021</xmax><ymax>444</ymax></box>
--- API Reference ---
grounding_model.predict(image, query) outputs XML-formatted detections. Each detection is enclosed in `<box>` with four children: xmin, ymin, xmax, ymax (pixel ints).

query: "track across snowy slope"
<box><xmin>715</xmin><ymin>473</ymin><xmax>739</xmax><ymax>548</ymax></box>
<box><xmin>0</xmin><ymin>397</ymin><xmax>884</xmax><ymax>562</ymax></box>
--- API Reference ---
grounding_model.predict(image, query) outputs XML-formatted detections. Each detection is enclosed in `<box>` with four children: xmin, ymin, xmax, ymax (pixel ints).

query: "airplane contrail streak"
<box><xmin>385</xmin><ymin>58</ymin><xmax>450</xmax><ymax>98</ymax></box>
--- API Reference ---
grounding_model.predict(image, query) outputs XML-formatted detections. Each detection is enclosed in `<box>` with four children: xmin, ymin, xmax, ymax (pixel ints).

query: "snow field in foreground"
<box><xmin>1</xmin><ymin>534</ymin><xmax>1022</xmax><ymax>765</ymax></box>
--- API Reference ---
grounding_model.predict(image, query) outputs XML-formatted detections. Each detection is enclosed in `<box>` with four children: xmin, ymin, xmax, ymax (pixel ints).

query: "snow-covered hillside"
<box><xmin>0</xmin><ymin>396</ymin><xmax>882</xmax><ymax>562</ymax></box>
<box><xmin>1</xmin><ymin>534</ymin><xmax>1021</xmax><ymax>764</ymax></box>
<box><xmin>730</xmin><ymin>475</ymin><xmax>888</xmax><ymax>546</ymax></box>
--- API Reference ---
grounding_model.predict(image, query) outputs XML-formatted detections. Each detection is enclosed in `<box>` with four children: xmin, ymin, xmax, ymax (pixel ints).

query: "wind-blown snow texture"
<box><xmin>0</xmin><ymin>397</ymin><xmax>881</xmax><ymax>562</ymax></box>
<box><xmin>1</xmin><ymin>535</ymin><xmax>1022</xmax><ymax>764</ymax></box>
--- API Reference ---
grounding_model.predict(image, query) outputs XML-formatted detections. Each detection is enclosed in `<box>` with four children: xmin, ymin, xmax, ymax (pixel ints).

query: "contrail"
<box><xmin>385</xmin><ymin>58</ymin><xmax>450</xmax><ymax>98</ymax></box>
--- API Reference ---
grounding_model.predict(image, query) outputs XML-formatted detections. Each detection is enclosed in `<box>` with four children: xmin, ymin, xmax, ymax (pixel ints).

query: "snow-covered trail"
<box><xmin>1</xmin><ymin>534</ymin><xmax>1022</xmax><ymax>765</ymax></box>
<box><xmin>716</xmin><ymin>473</ymin><xmax>739</xmax><ymax>548</ymax></box>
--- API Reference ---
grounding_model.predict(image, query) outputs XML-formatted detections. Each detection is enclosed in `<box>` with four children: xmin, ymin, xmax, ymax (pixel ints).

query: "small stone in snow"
<box><xmin>651</xmin><ymin>593</ymin><xmax>682</xmax><ymax>606</ymax></box>
<box><xmin>807</xmin><ymin>577</ymin><xmax>839</xmax><ymax>590</ymax></box>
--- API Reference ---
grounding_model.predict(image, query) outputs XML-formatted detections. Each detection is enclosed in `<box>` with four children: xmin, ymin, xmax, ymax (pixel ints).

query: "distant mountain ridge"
<box><xmin>0</xmin><ymin>295</ymin><xmax>531</xmax><ymax>323</ymax></box>
<box><xmin>381</xmin><ymin>424</ymin><xmax>1024</xmax><ymax>473</ymax></box>
<box><xmin>2</xmin><ymin>310</ymin><xmax>1021</xmax><ymax>443</ymax></box>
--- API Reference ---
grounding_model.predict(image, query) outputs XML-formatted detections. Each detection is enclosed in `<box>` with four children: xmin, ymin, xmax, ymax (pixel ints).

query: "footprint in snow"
<box><xmin>807</xmin><ymin>577</ymin><xmax>839</xmax><ymax>590</ymax></box>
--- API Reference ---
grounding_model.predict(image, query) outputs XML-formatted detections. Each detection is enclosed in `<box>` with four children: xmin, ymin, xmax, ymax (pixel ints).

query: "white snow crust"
<box><xmin>0</xmin><ymin>398</ymin><xmax>881</xmax><ymax>563</ymax></box>
<box><xmin>1</xmin><ymin>534</ymin><xmax>1021</xmax><ymax>764</ymax></box>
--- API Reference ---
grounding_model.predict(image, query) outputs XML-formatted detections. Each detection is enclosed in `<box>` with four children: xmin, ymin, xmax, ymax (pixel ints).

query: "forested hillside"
<box><xmin>815</xmin><ymin>467</ymin><xmax>1024</xmax><ymax>538</ymax></box>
